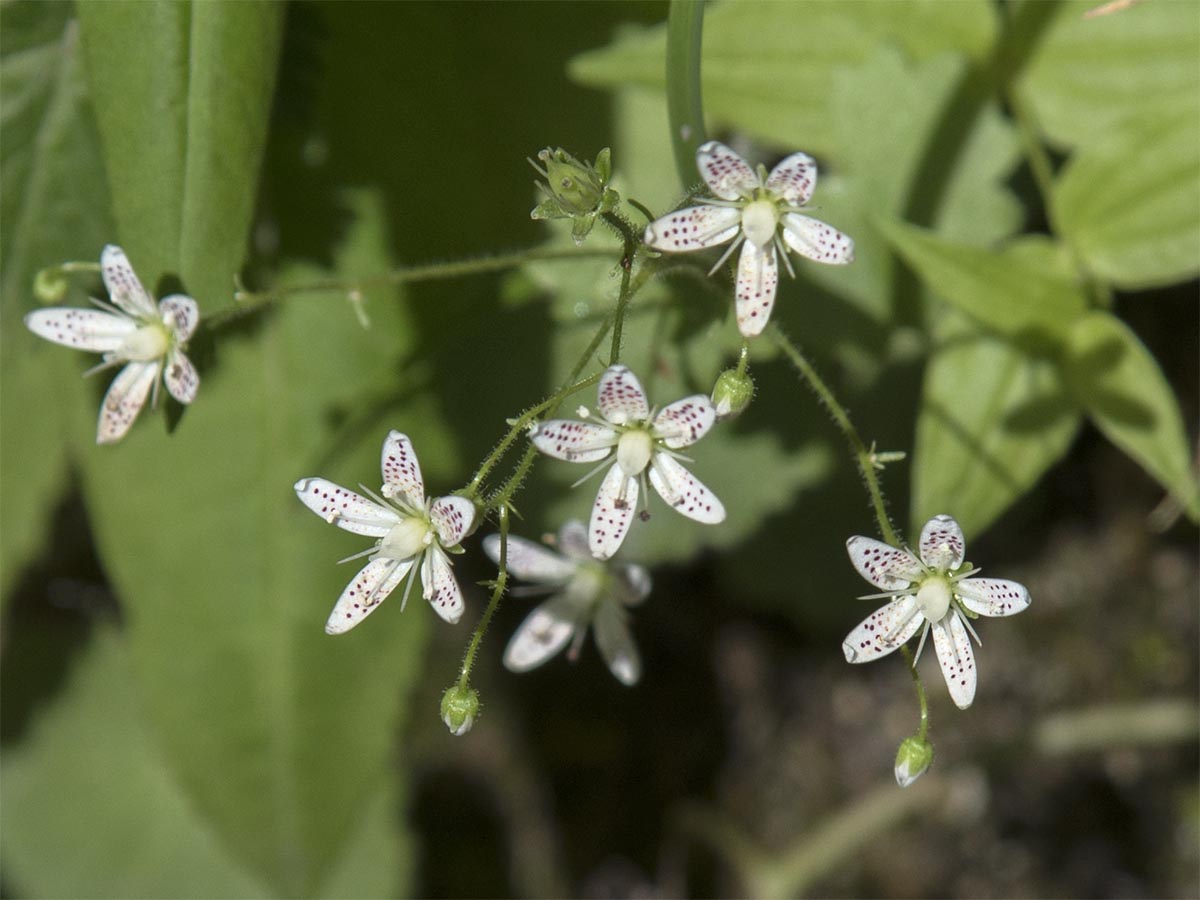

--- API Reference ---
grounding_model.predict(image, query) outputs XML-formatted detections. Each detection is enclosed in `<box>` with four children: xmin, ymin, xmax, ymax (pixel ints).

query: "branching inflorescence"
<box><xmin>27</xmin><ymin>139</ymin><xmax>1033</xmax><ymax>786</ymax></box>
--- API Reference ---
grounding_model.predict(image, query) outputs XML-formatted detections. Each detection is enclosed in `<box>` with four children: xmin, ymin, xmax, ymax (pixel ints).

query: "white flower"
<box><xmin>842</xmin><ymin>514</ymin><xmax>1031</xmax><ymax>709</ymax></box>
<box><xmin>531</xmin><ymin>365</ymin><xmax>725</xmax><ymax>560</ymax></box>
<box><xmin>294</xmin><ymin>430</ymin><xmax>475</xmax><ymax>634</ymax></box>
<box><xmin>643</xmin><ymin>141</ymin><xmax>854</xmax><ymax>337</ymax></box>
<box><xmin>24</xmin><ymin>245</ymin><xmax>200</xmax><ymax>444</ymax></box>
<box><xmin>483</xmin><ymin>520</ymin><xmax>651</xmax><ymax>685</ymax></box>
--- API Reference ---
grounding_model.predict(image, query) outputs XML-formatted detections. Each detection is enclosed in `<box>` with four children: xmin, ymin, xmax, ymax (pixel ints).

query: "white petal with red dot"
<box><xmin>846</xmin><ymin>536</ymin><xmax>923</xmax><ymax>591</ymax></box>
<box><xmin>422</xmin><ymin>546</ymin><xmax>464</xmax><ymax>623</ymax></box>
<box><xmin>100</xmin><ymin>245</ymin><xmax>158</xmax><ymax>318</ymax></box>
<box><xmin>430</xmin><ymin>495</ymin><xmax>474</xmax><ymax>548</ymax></box>
<box><xmin>918</xmin><ymin>514</ymin><xmax>965</xmax><ymax>570</ymax></box>
<box><xmin>97</xmin><ymin>360</ymin><xmax>159</xmax><ymax>444</ymax></box>
<box><xmin>696</xmin><ymin>141</ymin><xmax>760</xmax><ymax>200</ymax></box>
<box><xmin>593</xmin><ymin>599</ymin><xmax>641</xmax><ymax>686</ymax></box>
<box><xmin>482</xmin><ymin>533</ymin><xmax>576</xmax><ymax>583</ymax></box>
<box><xmin>735</xmin><ymin>241</ymin><xmax>779</xmax><ymax>337</ymax></box>
<box><xmin>956</xmin><ymin>577</ymin><xmax>1031</xmax><ymax>617</ymax></box>
<box><xmin>531</xmin><ymin>419</ymin><xmax>617</xmax><ymax>462</ymax></box>
<box><xmin>648</xmin><ymin>453</ymin><xmax>725</xmax><ymax>524</ymax></box>
<box><xmin>159</xmin><ymin>294</ymin><xmax>199</xmax><ymax>341</ymax></box>
<box><xmin>503</xmin><ymin>594</ymin><xmax>580</xmax><ymax>672</ymax></box>
<box><xmin>596</xmin><ymin>364</ymin><xmax>650</xmax><ymax>425</ymax></box>
<box><xmin>653</xmin><ymin>395</ymin><xmax>716</xmax><ymax>449</ymax></box>
<box><xmin>841</xmin><ymin>595</ymin><xmax>924</xmax><ymax>662</ymax></box>
<box><xmin>380</xmin><ymin>430</ymin><xmax>425</xmax><ymax>506</ymax></box>
<box><xmin>589</xmin><ymin>463</ymin><xmax>638</xmax><ymax>560</ymax></box>
<box><xmin>765</xmin><ymin>151</ymin><xmax>818</xmax><ymax>206</ymax></box>
<box><xmin>163</xmin><ymin>348</ymin><xmax>199</xmax><ymax>404</ymax></box>
<box><xmin>294</xmin><ymin>478</ymin><xmax>398</xmax><ymax>536</ymax></box>
<box><xmin>324</xmin><ymin>557</ymin><xmax>413</xmax><ymax>635</ymax></box>
<box><xmin>643</xmin><ymin>205</ymin><xmax>742</xmax><ymax>252</ymax></box>
<box><xmin>781</xmin><ymin>213</ymin><xmax>855</xmax><ymax>265</ymax></box>
<box><xmin>24</xmin><ymin>308</ymin><xmax>135</xmax><ymax>352</ymax></box>
<box><xmin>932</xmin><ymin>612</ymin><xmax>976</xmax><ymax>708</ymax></box>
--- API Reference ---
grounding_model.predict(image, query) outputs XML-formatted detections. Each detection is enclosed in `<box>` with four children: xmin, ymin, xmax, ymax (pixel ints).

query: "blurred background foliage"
<box><xmin>1</xmin><ymin>1</ymin><xmax>1196</xmax><ymax>897</ymax></box>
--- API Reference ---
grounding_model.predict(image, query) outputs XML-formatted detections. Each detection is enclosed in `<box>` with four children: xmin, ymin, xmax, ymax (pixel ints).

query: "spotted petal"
<box><xmin>25</xmin><ymin>307</ymin><xmax>136</xmax><ymax>353</ymax></box>
<box><xmin>643</xmin><ymin>204</ymin><xmax>742</xmax><ymax>253</ymax></box>
<box><xmin>765</xmin><ymin>151</ymin><xmax>818</xmax><ymax>206</ymax></box>
<box><xmin>503</xmin><ymin>593</ymin><xmax>581</xmax><ymax>673</ymax></box>
<box><xmin>97</xmin><ymin>360</ymin><xmax>159</xmax><ymax>444</ymax></box>
<box><xmin>422</xmin><ymin>546</ymin><xmax>465</xmax><ymax>623</ymax></box>
<box><xmin>593</xmin><ymin>599</ymin><xmax>641</xmax><ymax>686</ymax></box>
<box><xmin>483</xmin><ymin>532</ymin><xmax>577</xmax><ymax>583</ymax></box>
<box><xmin>531</xmin><ymin>419</ymin><xmax>617</xmax><ymax>463</ymax></box>
<box><xmin>842</xmin><ymin>594</ymin><xmax>924</xmax><ymax>662</ymax></box>
<box><xmin>918</xmin><ymin>514</ymin><xmax>965</xmax><ymax>570</ymax></box>
<box><xmin>324</xmin><ymin>557</ymin><xmax>414</xmax><ymax>635</ymax></box>
<box><xmin>957</xmin><ymin>577</ymin><xmax>1031</xmax><ymax>618</ymax></box>
<box><xmin>430</xmin><ymin>495</ymin><xmax>474</xmax><ymax>548</ymax></box>
<box><xmin>380</xmin><ymin>430</ymin><xmax>425</xmax><ymax>506</ymax></box>
<box><xmin>101</xmin><ymin>245</ymin><xmax>158</xmax><ymax>318</ymax></box>
<box><xmin>653</xmin><ymin>395</ymin><xmax>716</xmax><ymax>449</ymax></box>
<box><xmin>932</xmin><ymin>612</ymin><xmax>976</xmax><ymax>708</ymax></box>
<box><xmin>590</xmin><ymin>462</ymin><xmax>638</xmax><ymax>560</ymax></box>
<box><xmin>163</xmin><ymin>348</ymin><xmax>199</xmax><ymax>404</ymax></box>
<box><xmin>846</xmin><ymin>536</ymin><xmax>923</xmax><ymax>591</ymax></box>
<box><xmin>735</xmin><ymin>241</ymin><xmax>780</xmax><ymax>337</ymax></box>
<box><xmin>781</xmin><ymin>213</ymin><xmax>854</xmax><ymax>265</ymax></box>
<box><xmin>696</xmin><ymin>140</ymin><xmax>759</xmax><ymax>200</ymax></box>
<box><xmin>597</xmin><ymin>364</ymin><xmax>650</xmax><ymax>425</ymax></box>
<box><xmin>159</xmin><ymin>293</ymin><xmax>199</xmax><ymax>341</ymax></box>
<box><xmin>294</xmin><ymin>477</ymin><xmax>398</xmax><ymax>536</ymax></box>
<box><xmin>648</xmin><ymin>453</ymin><xmax>725</xmax><ymax>524</ymax></box>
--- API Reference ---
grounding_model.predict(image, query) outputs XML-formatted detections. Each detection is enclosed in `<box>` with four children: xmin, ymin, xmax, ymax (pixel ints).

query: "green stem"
<box><xmin>665</xmin><ymin>0</ymin><xmax>707</xmax><ymax>188</ymax></box>
<box><xmin>604</xmin><ymin>211</ymin><xmax>641</xmax><ymax>365</ymax></box>
<box><xmin>734</xmin><ymin>340</ymin><xmax>751</xmax><ymax>377</ymax></box>
<box><xmin>772</xmin><ymin>326</ymin><xmax>899</xmax><ymax>547</ymax></box>
<box><xmin>457</xmin><ymin>503</ymin><xmax>509</xmax><ymax>690</ymax></box>
<box><xmin>900</xmin><ymin>645</ymin><xmax>929</xmax><ymax>741</ymax></box>
<box><xmin>464</xmin><ymin>372</ymin><xmax>602</xmax><ymax>501</ymax></box>
<box><xmin>207</xmin><ymin>244</ymin><xmax>614</xmax><ymax>330</ymax></box>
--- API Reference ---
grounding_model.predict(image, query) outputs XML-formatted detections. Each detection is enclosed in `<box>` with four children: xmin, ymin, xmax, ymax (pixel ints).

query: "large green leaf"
<box><xmin>880</xmin><ymin>221</ymin><xmax>1088</xmax><ymax>342</ymax></box>
<box><xmin>1020</xmin><ymin>0</ymin><xmax>1200</xmax><ymax>150</ymax></box>
<box><xmin>1053</xmin><ymin>112</ymin><xmax>1200</xmax><ymax>289</ymax></box>
<box><xmin>75</xmin><ymin>0</ymin><xmax>284</xmax><ymax>304</ymax></box>
<box><xmin>569</xmin><ymin>0</ymin><xmax>997</xmax><ymax>157</ymax></box>
<box><xmin>72</xmin><ymin>193</ymin><xmax>432</xmax><ymax>896</ymax></box>
<box><xmin>1064</xmin><ymin>311</ymin><xmax>1199</xmax><ymax>520</ymax></box>
<box><xmin>913</xmin><ymin>309</ymin><xmax>1083</xmax><ymax>538</ymax></box>
<box><xmin>0</xmin><ymin>1</ymin><xmax>113</xmax><ymax>596</ymax></box>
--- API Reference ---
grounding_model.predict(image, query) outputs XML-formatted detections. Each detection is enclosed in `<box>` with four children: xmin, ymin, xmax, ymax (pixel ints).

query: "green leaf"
<box><xmin>879</xmin><ymin>220</ymin><xmax>1088</xmax><ymax>342</ymax></box>
<box><xmin>73</xmin><ymin>192</ymin><xmax>430</xmax><ymax>896</ymax></box>
<box><xmin>76</xmin><ymin>0</ymin><xmax>284</xmax><ymax>304</ymax></box>
<box><xmin>1053</xmin><ymin>112</ymin><xmax>1200</xmax><ymax>289</ymax></box>
<box><xmin>1064</xmin><ymin>311</ymin><xmax>1199</xmax><ymax>519</ymax></box>
<box><xmin>913</xmin><ymin>309</ymin><xmax>1083</xmax><ymax>538</ymax></box>
<box><xmin>570</xmin><ymin>0</ymin><xmax>998</xmax><ymax>157</ymax></box>
<box><xmin>1020</xmin><ymin>0</ymin><xmax>1200</xmax><ymax>150</ymax></box>
<box><xmin>1</xmin><ymin>629</ymin><xmax>267</xmax><ymax>898</ymax></box>
<box><xmin>0</xmin><ymin>1</ymin><xmax>114</xmax><ymax>596</ymax></box>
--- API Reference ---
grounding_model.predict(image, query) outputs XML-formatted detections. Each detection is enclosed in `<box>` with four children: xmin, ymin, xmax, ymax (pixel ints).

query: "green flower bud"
<box><xmin>894</xmin><ymin>735</ymin><xmax>934</xmax><ymax>788</ymax></box>
<box><xmin>711</xmin><ymin>368</ymin><xmax>754</xmax><ymax>420</ymax></box>
<box><xmin>440</xmin><ymin>684</ymin><xmax>480</xmax><ymax>736</ymax></box>
<box><xmin>34</xmin><ymin>267</ymin><xmax>69</xmax><ymax>303</ymax></box>
<box><xmin>528</xmin><ymin>147</ymin><xmax>619</xmax><ymax>245</ymax></box>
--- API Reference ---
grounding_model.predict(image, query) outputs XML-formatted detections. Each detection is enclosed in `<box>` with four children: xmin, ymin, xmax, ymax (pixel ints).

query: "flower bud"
<box><xmin>440</xmin><ymin>684</ymin><xmax>480</xmax><ymax>736</ymax></box>
<box><xmin>34</xmin><ymin>267</ymin><xmax>69</xmax><ymax>303</ymax></box>
<box><xmin>894</xmin><ymin>735</ymin><xmax>934</xmax><ymax>788</ymax></box>
<box><xmin>711</xmin><ymin>368</ymin><xmax>754</xmax><ymax>420</ymax></box>
<box><xmin>528</xmin><ymin>147</ymin><xmax>619</xmax><ymax>244</ymax></box>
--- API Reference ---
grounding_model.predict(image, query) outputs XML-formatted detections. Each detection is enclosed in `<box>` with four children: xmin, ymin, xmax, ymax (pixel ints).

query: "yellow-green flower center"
<box><xmin>916</xmin><ymin>576</ymin><xmax>952</xmax><ymax>622</ymax></box>
<box><xmin>741</xmin><ymin>199</ymin><xmax>779</xmax><ymax>249</ymax></box>
<box><xmin>616</xmin><ymin>428</ymin><xmax>653</xmax><ymax>477</ymax></box>
<box><xmin>120</xmin><ymin>322</ymin><xmax>169</xmax><ymax>361</ymax></box>
<box><xmin>379</xmin><ymin>515</ymin><xmax>433</xmax><ymax>560</ymax></box>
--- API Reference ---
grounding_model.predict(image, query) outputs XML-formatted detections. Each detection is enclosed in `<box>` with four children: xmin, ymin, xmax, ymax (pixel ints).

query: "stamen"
<box><xmin>571</xmin><ymin>458</ymin><xmax>613</xmax><ymax>489</ymax></box>
<box><xmin>708</xmin><ymin>233</ymin><xmax>745</xmax><ymax>276</ymax></box>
